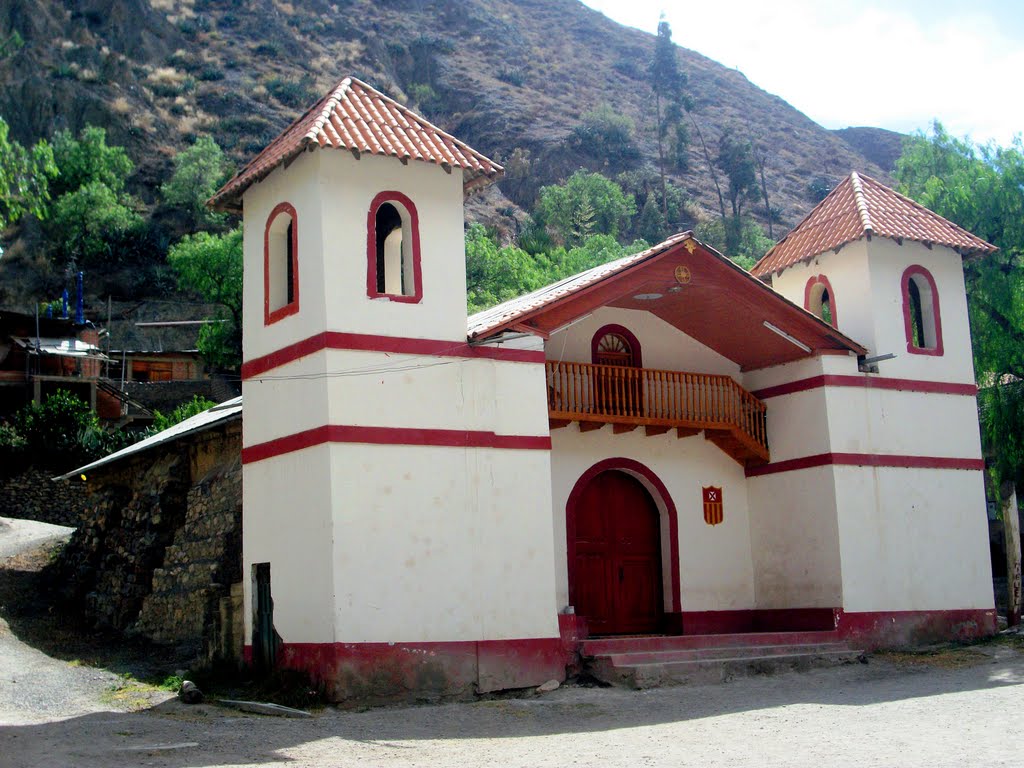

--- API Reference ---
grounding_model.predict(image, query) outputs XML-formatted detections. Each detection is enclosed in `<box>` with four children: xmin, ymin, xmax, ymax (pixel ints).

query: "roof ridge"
<box><xmin>849</xmin><ymin>171</ymin><xmax>874</xmax><ymax>235</ymax></box>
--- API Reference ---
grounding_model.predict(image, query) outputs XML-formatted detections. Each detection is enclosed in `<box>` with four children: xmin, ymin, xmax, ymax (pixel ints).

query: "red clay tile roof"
<box><xmin>209</xmin><ymin>77</ymin><xmax>503</xmax><ymax>211</ymax></box>
<box><xmin>752</xmin><ymin>172</ymin><xmax>997</xmax><ymax>278</ymax></box>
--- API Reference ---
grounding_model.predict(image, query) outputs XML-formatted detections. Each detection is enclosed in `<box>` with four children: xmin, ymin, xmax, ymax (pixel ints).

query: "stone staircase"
<box><xmin>582</xmin><ymin>631</ymin><xmax>863</xmax><ymax>688</ymax></box>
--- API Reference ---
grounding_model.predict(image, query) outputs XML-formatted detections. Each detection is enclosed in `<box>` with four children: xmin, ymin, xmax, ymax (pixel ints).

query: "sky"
<box><xmin>580</xmin><ymin>0</ymin><xmax>1023</xmax><ymax>147</ymax></box>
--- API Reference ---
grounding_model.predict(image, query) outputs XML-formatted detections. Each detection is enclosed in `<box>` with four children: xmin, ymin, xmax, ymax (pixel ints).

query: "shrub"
<box><xmin>150</xmin><ymin>396</ymin><xmax>217</xmax><ymax>434</ymax></box>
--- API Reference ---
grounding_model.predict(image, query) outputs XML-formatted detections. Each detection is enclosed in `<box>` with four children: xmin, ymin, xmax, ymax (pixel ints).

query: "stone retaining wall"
<box><xmin>53</xmin><ymin>418</ymin><xmax>243</xmax><ymax>662</ymax></box>
<box><xmin>0</xmin><ymin>468</ymin><xmax>90</xmax><ymax>527</ymax></box>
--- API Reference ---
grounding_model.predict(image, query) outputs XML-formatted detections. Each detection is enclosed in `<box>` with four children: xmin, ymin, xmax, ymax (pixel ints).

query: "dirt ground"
<box><xmin>3</xmin><ymin>516</ymin><xmax>1024</xmax><ymax>768</ymax></box>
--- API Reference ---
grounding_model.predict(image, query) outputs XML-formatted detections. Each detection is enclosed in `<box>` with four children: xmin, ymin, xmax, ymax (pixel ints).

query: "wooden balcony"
<box><xmin>546</xmin><ymin>361</ymin><xmax>769</xmax><ymax>466</ymax></box>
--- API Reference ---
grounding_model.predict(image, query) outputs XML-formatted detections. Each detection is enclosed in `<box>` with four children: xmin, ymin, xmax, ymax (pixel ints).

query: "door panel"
<box><xmin>572</xmin><ymin>470</ymin><xmax>663</xmax><ymax>635</ymax></box>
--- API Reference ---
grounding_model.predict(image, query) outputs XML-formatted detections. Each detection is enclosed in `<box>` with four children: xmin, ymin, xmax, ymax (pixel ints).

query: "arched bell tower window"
<box><xmin>591</xmin><ymin>324</ymin><xmax>642</xmax><ymax>368</ymax></box>
<box><xmin>902</xmin><ymin>265</ymin><xmax>943</xmax><ymax>356</ymax></box>
<box><xmin>804</xmin><ymin>274</ymin><xmax>837</xmax><ymax>328</ymax></box>
<box><xmin>264</xmin><ymin>202</ymin><xmax>299</xmax><ymax>325</ymax></box>
<box><xmin>366</xmin><ymin>191</ymin><xmax>423</xmax><ymax>303</ymax></box>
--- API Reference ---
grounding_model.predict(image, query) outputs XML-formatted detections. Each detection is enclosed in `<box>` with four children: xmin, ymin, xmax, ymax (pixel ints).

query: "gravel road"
<box><xmin>2</xmin><ymin>516</ymin><xmax>1024</xmax><ymax>768</ymax></box>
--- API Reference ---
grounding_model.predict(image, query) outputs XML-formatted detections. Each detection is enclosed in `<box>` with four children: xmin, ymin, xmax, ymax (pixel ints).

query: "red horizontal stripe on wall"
<box><xmin>752</xmin><ymin>374</ymin><xmax>977</xmax><ymax>400</ymax></box>
<box><xmin>242</xmin><ymin>424</ymin><xmax>552</xmax><ymax>463</ymax></box>
<box><xmin>745</xmin><ymin>452</ymin><xmax>984</xmax><ymax>477</ymax></box>
<box><xmin>241</xmin><ymin>331</ymin><xmax>545</xmax><ymax>378</ymax></box>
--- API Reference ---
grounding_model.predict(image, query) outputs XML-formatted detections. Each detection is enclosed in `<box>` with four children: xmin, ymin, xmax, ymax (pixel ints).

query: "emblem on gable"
<box><xmin>674</xmin><ymin>265</ymin><xmax>692</xmax><ymax>284</ymax></box>
<box><xmin>703</xmin><ymin>486</ymin><xmax>723</xmax><ymax>526</ymax></box>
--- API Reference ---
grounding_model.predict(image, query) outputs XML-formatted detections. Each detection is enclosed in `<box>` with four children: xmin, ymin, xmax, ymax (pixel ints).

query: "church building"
<box><xmin>209</xmin><ymin>77</ymin><xmax>996</xmax><ymax>701</ymax></box>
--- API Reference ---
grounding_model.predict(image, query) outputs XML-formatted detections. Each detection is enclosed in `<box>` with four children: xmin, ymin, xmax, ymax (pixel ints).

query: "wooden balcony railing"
<box><xmin>546</xmin><ymin>361</ymin><xmax>769</xmax><ymax>465</ymax></box>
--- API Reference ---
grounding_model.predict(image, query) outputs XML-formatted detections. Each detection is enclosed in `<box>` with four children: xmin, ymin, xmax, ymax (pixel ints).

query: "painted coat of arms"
<box><xmin>703</xmin><ymin>486</ymin><xmax>723</xmax><ymax>526</ymax></box>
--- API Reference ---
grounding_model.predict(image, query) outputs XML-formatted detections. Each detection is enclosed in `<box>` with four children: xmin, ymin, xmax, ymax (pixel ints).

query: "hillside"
<box><xmin>0</xmin><ymin>0</ymin><xmax>898</xmax><ymax>306</ymax></box>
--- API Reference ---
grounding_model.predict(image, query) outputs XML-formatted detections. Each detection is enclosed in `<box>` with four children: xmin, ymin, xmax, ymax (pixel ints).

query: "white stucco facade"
<box><xmin>229</xmin><ymin>83</ymin><xmax>994</xmax><ymax>699</ymax></box>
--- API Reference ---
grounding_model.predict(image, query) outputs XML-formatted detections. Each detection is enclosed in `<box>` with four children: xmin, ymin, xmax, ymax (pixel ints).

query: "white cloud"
<box><xmin>582</xmin><ymin>0</ymin><xmax>1022</xmax><ymax>145</ymax></box>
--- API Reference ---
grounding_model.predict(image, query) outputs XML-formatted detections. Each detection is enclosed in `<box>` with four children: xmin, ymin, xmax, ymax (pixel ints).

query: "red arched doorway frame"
<box><xmin>566</xmin><ymin>457</ymin><xmax>682</xmax><ymax>631</ymax></box>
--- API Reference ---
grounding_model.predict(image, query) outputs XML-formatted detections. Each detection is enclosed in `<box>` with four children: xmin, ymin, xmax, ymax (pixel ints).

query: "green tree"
<box><xmin>648</xmin><ymin>17</ymin><xmax>690</xmax><ymax>218</ymax></box>
<box><xmin>51</xmin><ymin>125</ymin><xmax>133</xmax><ymax>197</ymax></box>
<box><xmin>46</xmin><ymin>125</ymin><xmax>142</xmax><ymax>267</ymax></box>
<box><xmin>694</xmin><ymin>216</ymin><xmax>773</xmax><ymax>270</ymax></box>
<box><xmin>535</xmin><ymin>170</ymin><xmax>636</xmax><ymax>247</ymax></box>
<box><xmin>716</xmin><ymin>128</ymin><xmax>759</xmax><ymax>254</ymax></box>
<box><xmin>48</xmin><ymin>180</ymin><xmax>143</xmax><ymax>267</ymax></box>
<box><xmin>150</xmin><ymin>395</ymin><xmax>217</xmax><ymax>433</ymax></box>
<box><xmin>161</xmin><ymin>135</ymin><xmax>231</xmax><ymax>227</ymax></box>
<box><xmin>895</xmin><ymin>122</ymin><xmax>1024</xmax><ymax>488</ymax></box>
<box><xmin>465</xmin><ymin>224</ymin><xmax>546</xmax><ymax>313</ymax></box>
<box><xmin>167</xmin><ymin>228</ymin><xmax>243</xmax><ymax>371</ymax></box>
<box><xmin>0</xmin><ymin>116</ymin><xmax>57</xmax><ymax>230</ymax></box>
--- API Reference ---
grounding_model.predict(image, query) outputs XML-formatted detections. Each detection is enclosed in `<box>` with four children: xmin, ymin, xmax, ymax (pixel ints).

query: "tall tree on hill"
<box><xmin>647</xmin><ymin>16</ymin><xmax>690</xmax><ymax>224</ymax></box>
<box><xmin>716</xmin><ymin>127</ymin><xmax>759</xmax><ymax>254</ymax></box>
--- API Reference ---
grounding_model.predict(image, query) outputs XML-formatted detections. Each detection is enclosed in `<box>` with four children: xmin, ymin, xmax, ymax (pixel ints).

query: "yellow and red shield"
<box><xmin>703</xmin><ymin>486</ymin><xmax>723</xmax><ymax>526</ymax></box>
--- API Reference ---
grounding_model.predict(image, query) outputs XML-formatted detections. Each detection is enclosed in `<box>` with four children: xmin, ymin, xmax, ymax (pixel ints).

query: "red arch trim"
<box><xmin>803</xmin><ymin>274</ymin><xmax>838</xmax><ymax>328</ymax></box>
<box><xmin>591</xmin><ymin>324</ymin><xmax>643</xmax><ymax>367</ymax></box>
<box><xmin>565</xmin><ymin>457</ymin><xmax>681</xmax><ymax>614</ymax></box>
<box><xmin>366</xmin><ymin>190</ymin><xmax>423</xmax><ymax>304</ymax></box>
<box><xmin>901</xmin><ymin>265</ymin><xmax>944</xmax><ymax>356</ymax></box>
<box><xmin>264</xmin><ymin>202</ymin><xmax>300</xmax><ymax>325</ymax></box>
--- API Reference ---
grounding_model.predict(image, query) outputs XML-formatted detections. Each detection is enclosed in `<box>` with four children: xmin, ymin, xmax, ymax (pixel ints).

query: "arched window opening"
<box><xmin>367</xmin><ymin>192</ymin><xmax>422</xmax><ymax>303</ymax></box>
<box><xmin>264</xmin><ymin>203</ymin><xmax>299</xmax><ymax>324</ymax></box>
<box><xmin>595</xmin><ymin>332</ymin><xmax>636</xmax><ymax>367</ymax></box>
<box><xmin>901</xmin><ymin>266</ymin><xmax>943</xmax><ymax>356</ymax></box>
<box><xmin>375</xmin><ymin>203</ymin><xmax>407</xmax><ymax>295</ymax></box>
<box><xmin>804</xmin><ymin>275</ymin><xmax>837</xmax><ymax>328</ymax></box>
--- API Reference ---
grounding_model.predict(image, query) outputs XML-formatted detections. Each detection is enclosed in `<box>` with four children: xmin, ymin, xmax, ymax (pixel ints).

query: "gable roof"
<box><xmin>470</xmin><ymin>233</ymin><xmax>865</xmax><ymax>371</ymax></box>
<box><xmin>752</xmin><ymin>172</ymin><xmax>997</xmax><ymax>278</ymax></box>
<box><xmin>209</xmin><ymin>77</ymin><xmax>503</xmax><ymax>212</ymax></box>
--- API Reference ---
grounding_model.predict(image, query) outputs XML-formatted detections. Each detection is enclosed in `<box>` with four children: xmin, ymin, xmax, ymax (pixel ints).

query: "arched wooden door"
<box><xmin>572</xmin><ymin>470</ymin><xmax>663</xmax><ymax>635</ymax></box>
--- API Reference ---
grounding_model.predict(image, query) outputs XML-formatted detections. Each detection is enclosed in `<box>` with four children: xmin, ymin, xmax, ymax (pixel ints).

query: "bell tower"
<box><xmin>209</xmin><ymin>77</ymin><xmax>562</xmax><ymax>702</ymax></box>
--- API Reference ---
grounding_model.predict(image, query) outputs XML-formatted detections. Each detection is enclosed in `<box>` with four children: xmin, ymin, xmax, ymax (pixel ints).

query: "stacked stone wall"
<box><xmin>0</xmin><ymin>468</ymin><xmax>90</xmax><ymax>526</ymax></box>
<box><xmin>53</xmin><ymin>419</ymin><xmax>243</xmax><ymax>661</ymax></box>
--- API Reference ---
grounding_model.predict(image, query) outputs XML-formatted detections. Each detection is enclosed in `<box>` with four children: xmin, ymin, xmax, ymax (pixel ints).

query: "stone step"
<box><xmin>588</xmin><ymin>647</ymin><xmax>863</xmax><ymax>689</ymax></box>
<box><xmin>581</xmin><ymin>629</ymin><xmax>842</xmax><ymax>657</ymax></box>
<box><xmin>598</xmin><ymin>641</ymin><xmax>852</xmax><ymax>666</ymax></box>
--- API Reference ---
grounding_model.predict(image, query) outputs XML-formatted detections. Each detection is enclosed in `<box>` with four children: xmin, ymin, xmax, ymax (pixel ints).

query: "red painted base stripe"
<box><xmin>242</xmin><ymin>331</ymin><xmax>545</xmax><ymax>378</ymax></box>
<box><xmin>746</xmin><ymin>452</ymin><xmax>984</xmax><ymax>477</ymax></box>
<box><xmin>836</xmin><ymin>608</ymin><xmax>996</xmax><ymax>649</ymax></box>
<box><xmin>245</xmin><ymin>636</ymin><xmax>567</xmax><ymax>701</ymax></box>
<box><xmin>242</xmin><ymin>424</ymin><xmax>552</xmax><ymax>463</ymax></box>
<box><xmin>753</xmin><ymin>374</ymin><xmax>977</xmax><ymax>400</ymax></box>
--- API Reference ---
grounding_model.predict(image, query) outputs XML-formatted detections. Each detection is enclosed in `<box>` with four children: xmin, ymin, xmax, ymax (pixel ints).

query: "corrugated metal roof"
<box><xmin>55</xmin><ymin>396</ymin><xmax>242</xmax><ymax>480</ymax></box>
<box><xmin>467</xmin><ymin>233</ymin><xmax>692</xmax><ymax>339</ymax></box>
<box><xmin>752</xmin><ymin>172</ymin><xmax>997</xmax><ymax>278</ymax></box>
<box><xmin>209</xmin><ymin>76</ymin><xmax>503</xmax><ymax>211</ymax></box>
<box><xmin>14</xmin><ymin>337</ymin><xmax>104</xmax><ymax>358</ymax></box>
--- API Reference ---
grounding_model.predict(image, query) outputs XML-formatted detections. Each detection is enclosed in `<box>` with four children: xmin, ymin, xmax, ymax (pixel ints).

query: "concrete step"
<box><xmin>599</xmin><ymin>641</ymin><xmax>853</xmax><ymax>666</ymax></box>
<box><xmin>582</xmin><ymin>629</ymin><xmax>842</xmax><ymax>657</ymax></box>
<box><xmin>589</xmin><ymin>649</ymin><xmax>863</xmax><ymax>689</ymax></box>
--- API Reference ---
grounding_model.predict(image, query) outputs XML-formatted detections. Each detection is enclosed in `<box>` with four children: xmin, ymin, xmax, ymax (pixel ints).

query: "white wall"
<box><xmin>549</xmin><ymin>307</ymin><xmax>741</xmax><ymax>377</ymax></box>
<box><xmin>550</xmin><ymin>425</ymin><xmax>755</xmax><ymax>614</ymax></box>
<box><xmin>243</xmin><ymin>445</ymin><xmax>337</xmax><ymax>643</ymax></box>
<box><xmin>330</xmin><ymin>443</ymin><xmax>559</xmax><ymax>642</ymax></box>
<box><xmin>865</xmin><ymin>240</ymin><xmax>975</xmax><ymax>384</ymax></box>
<box><xmin>318</xmin><ymin>152</ymin><xmax>468</xmax><ymax>341</ymax></box>
<box><xmin>769</xmin><ymin>240</ymin><xmax>875</xmax><ymax>353</ymax></box>
<box><xmin>747</xmin><ymin>467</ymin><xmax>844</xmax><ymax>607</ymax></box>
<box><xmin>835</xmin><ymin>466</ymin><xmax>993</xmax><ymax>611</ymax></box>
<box><xmin>242</xmin><ymin>152</ymin><xmax>328</xmax><ymax>363</ymax></box>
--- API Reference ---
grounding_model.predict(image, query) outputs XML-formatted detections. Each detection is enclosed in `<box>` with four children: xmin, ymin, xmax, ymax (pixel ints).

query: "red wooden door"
<box><xmin>573</xmin><ymin>470</ymin><xmax>663</xmax><ymax>635</ymax></box>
